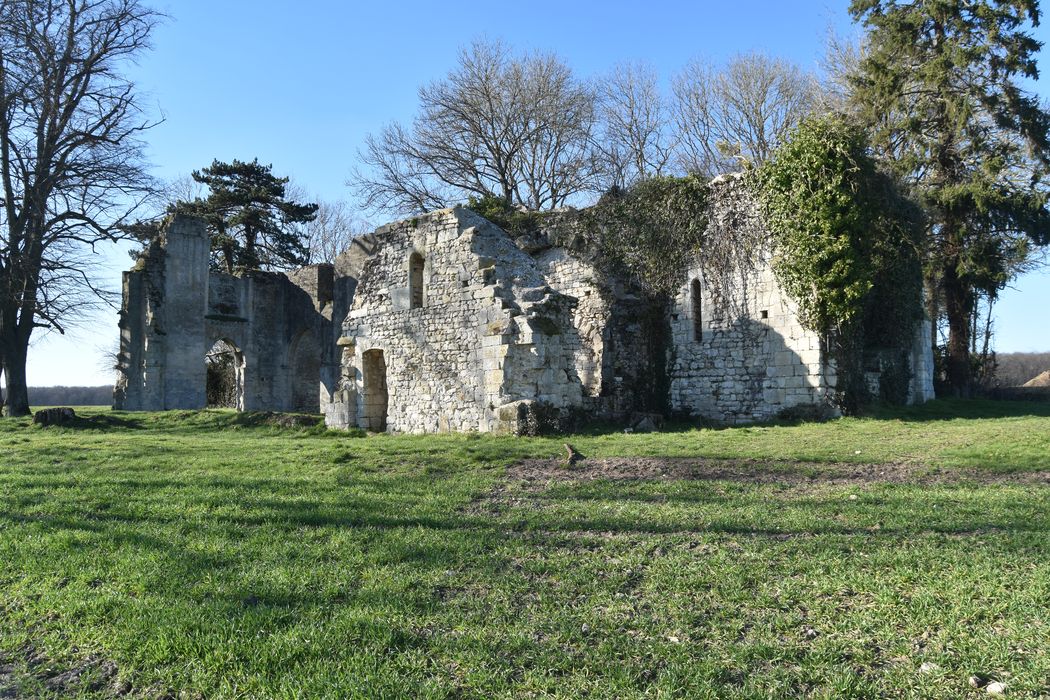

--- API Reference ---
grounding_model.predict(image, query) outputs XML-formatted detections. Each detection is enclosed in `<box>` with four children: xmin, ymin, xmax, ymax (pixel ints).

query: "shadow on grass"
<box><xmin>6</xmin><ymin>499</ymin><xmax>1047</xmax><ymax>578</ymax></box>
<box><xmin>862</xmin><ymin>398</ymin><xmax>1050</xmax><ymax>422</ymax></box>
<box><xmin>7</xmin><ymin>473</ymin><xmax>1045</xmax><ymax>553</ymax></box>
<box><xmin>536</xmin><ymin>399</ymin><xmax>1050</xmax><ymax>440</ymax></box>
<box><xmin>10</xmin><ymin>399</ymin><xmax>1049</xmax><ymax>442</ymax></box>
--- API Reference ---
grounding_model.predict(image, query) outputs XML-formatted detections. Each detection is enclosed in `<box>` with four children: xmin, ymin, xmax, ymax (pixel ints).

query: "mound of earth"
<box><xmin>1022</xmin><ymin>369</ymin><xmax>1050</xmax><ymax>387</ymax></box>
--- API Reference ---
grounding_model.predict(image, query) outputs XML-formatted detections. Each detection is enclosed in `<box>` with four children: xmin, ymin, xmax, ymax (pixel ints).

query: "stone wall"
<box><xmin>324</xmin><ymin>199</ymin><xmax>934</xmax><ymax>432</ymax></box>
<box><xmin>116</xmin><ymin>195</ymin><xmax>934</xmax><ymax>431</ymax></box>
<box><xmin>669</xmin><ymin>257</ymin><xmax>833</xmax><ymax>423</ymax></box>
<box><xmin>662</xmin><ymin>177</ymin><xmax>934</xmax><ymax>423</ymax></box>
<box><xmin>114</xmin><ymin>215</ymin><xmax>340</xmax><ymax>413</ymax></box>
<box><xmin>518</xmin><ymin>215</ymin><xmax>673</xmax><ymax>419</ymax></box>
<box><xmin>326</xmin><ymin>208</ymin><xmax>587</xmax><ymax>434</ymax></box>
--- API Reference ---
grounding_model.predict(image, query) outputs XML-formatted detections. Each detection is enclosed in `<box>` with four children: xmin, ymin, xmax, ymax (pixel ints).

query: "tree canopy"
<box><xmin>847</xmin><ymin>0</ymin><xmax>1050</xmax><ymax>395</ymax></box>
<box><xmin>352</xmin><ymin>40</ymin><xmax>597</xmax><ymax>215</ymax></box>
<box><xmin>182</xmin><ymin>159</ymin><xmax>318</xmax><ymax>273</ymax></box>
<box><xmin>0</xmin><ymin>0</ymin><xmax>159</xmax><ymax>416</ymax></box>
<box><xmin>673</xmin><ymin>52</ymin><xmax>819</xmax><ymax>176</ymax></box>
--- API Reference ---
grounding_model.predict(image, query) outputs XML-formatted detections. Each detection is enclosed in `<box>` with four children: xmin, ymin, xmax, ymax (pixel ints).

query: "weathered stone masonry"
<box><xmin>325</xmin><ymin>208</ymin><xmax>587</xmax><ymax>433</ymax></box>
<box><xmin>113</xmin><ymin>214</ymin><xmax>342</xmax><ymax>413</ymax></box>
<box><xmin>114</xmin><ymin>190</ymin><xmax>935</xmax><ymax>431</ymax></box>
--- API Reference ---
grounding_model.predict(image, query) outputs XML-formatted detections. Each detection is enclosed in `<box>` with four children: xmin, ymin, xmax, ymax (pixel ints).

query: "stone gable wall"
<box><xmin>330</xmin><ymin>208</ymin><xmax>586</xmax><ymax>433</ymax></box>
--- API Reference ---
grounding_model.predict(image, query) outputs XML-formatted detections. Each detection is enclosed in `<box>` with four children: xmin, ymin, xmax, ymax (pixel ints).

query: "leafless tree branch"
<box><xmin>0</xmin><ymin>0</ymin><xmax>161</xmax><ymax>415</ymax></box>
<box><xmin>349</xmin><ymin>40</ymin><xmax>598</xmax><ymax>217</ymax></box>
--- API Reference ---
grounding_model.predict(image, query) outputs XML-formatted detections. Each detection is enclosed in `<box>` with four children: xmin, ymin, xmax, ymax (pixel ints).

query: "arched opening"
<box><xmin>290</xmin><ymin>332</ymin><xmax>321</xmax><ymax>413</ymax></box>
<box><xmin>361</xmin><ymin>349</ymin><xmax>388</xmax><ymax>431</ymax></box>
<box><xmin>691</xmin><ymin>279</ymin><xmax>703</xmax><ymax>342</ymax></box>
<box><xmin>409</xmin><ymin>252</ymin><xmax>425</xmax><ymax>309</ymax></box>
<box><xmin>206</xmin><ymin>339</ymin><xmax>245</xmax><ymax>409</ymax></box>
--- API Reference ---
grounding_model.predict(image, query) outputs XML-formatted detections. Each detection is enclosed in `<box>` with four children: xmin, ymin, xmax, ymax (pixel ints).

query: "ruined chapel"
<box><xmin>113</xmin><ymin>178</ymin><xmax>935</xmax><ymax>433</ymax></box>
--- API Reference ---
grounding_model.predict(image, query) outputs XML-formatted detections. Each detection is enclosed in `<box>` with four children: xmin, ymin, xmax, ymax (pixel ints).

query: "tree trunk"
<box><xmin>1</xmin><ymin>340</ymin><xmax>30</xmax><ymax>417</ymax></box>
<box><xmin>222</xmin><ymin>242</ymin><xmax>235</xmax><ymax>274</ymax></box>
<box><xmin>244</xmin><ymin>226</ymin><xmax>257</xmax><ymax>269</ymax></box>
<box><xmin>941</xmin><ymin>259</ymin><xmax>972</xmax><ymax>398</ymax></box>
<box><xmin>923</xmin><ymin>269</ymin><xmax>939</xmax><ymax>351</ymax></box>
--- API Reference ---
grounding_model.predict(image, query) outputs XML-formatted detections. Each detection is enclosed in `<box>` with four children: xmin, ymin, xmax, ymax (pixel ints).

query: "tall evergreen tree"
<box><xmin>848</xmin><ymin>0</ymin><xmax>1050</xmax><ymax>396</ymax></box>
<box><xmin>185</xmin><ymin>159</ymin><xmax>318</xmax><ymax>272</ymax></box>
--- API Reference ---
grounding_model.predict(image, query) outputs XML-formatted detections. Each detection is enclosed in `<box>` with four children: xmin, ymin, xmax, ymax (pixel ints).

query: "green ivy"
<box><xmin>467</xmin><ymin>124</ymin><xmax>926</xmax><ymax>414</ymax></box>
<box><xmin>756</xmin><ymin>114</ymin><xmax>925</xmax><ymax>411</ymax></box>
<box><xmin>586</xmin><ymin>176</ymin><xmax>710</xmax><ymax>299</ymax></box>
<box><xmin>466</xmin><ymin>194</ymin><xmax>544</xmax><ymax>236</ymax></box>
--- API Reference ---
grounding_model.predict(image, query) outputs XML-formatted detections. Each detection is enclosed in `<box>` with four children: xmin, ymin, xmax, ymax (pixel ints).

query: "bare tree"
<box><xmin>820</xmin><ymin>31</ymin><xmax>867</xmax><ymax>114</ymax></box>
<box><xmin>594</xmin><ymin>62</ymin><xmax>676</xmax><ymax>190</ymax></box>
<box><xmin>300</xmin><ymin>200</ymin><xmax>371</xmax><ymax>264</ymax></box>
<box><xmin>351</xmin><ymin>40</ymin><xmax>597</xmax><ymax>216</ymax></box>
<box><xmin>284</xmin><ymin>183</ymin><xmax>372</xmax><ymax>264</ymax></box>
<box><xmin>0</xmin><ymin>0</ymin><xmax>160</xmax><ymax>416</ymax></box>
<box><xmin>673</xmin><ymin>52</ymin><xmax>818</xmax><ymax>176</ymax></box>
<box><xmin>164</xmin><ymin>172</ymin><xmax>206</xmax><ymax>205</ymax></box>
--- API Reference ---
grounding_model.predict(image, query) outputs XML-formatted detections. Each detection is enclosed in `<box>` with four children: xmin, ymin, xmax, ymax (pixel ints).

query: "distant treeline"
<box><xmin>0</xmin><ymin>385</ymin><xmax>112</xmax><ymax>407</ymax></box>
<box><xmin>994</xmin><ymin>353</ymin><xmax>1050</xmax><ymax>387</ymax></box>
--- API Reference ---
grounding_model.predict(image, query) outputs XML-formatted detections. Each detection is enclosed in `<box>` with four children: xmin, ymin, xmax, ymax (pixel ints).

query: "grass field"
<box><xmin>1</xmin><ymin>401</ymin><xmax>1049</xmax><ymax>698</ymax></box>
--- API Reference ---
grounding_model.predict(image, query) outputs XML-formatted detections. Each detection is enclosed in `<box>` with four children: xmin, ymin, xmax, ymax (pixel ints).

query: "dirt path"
<box><xmin>0</xmin><ymin>649</ymin><xmax>127</xmax><ymax>700</ymax></box>
<box><xmin>507</xmin><ymin>456</ymin><xmax>1050</xmax><ymax>487</ymax></box>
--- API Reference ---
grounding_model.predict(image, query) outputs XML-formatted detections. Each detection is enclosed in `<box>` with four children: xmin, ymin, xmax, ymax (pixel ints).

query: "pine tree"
<box><xmin>848</xmin><ymin>0</ymin><xmax>1050</xmax><ymax>396</ymax></box>
<box><xmin>185</xmin><ymin>159</ymin><xmax>318</xmax><ymax>272</ymax></box>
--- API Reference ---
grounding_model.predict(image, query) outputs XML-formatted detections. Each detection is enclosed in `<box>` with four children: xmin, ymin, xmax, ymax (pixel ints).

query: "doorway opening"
<box><xmin>206</xmin><ymin>339</ymin><xmax>244</xmax><ymax>409</ymax></box>
<box><xmin>361</xmin><ymin>349</ymin><xmax>388</xmax><ymax>431</ymax></box>
<box><xmin>290</xmin><ymin>332</ymin><xmax>321</xmax><ymax>413</ymax></box>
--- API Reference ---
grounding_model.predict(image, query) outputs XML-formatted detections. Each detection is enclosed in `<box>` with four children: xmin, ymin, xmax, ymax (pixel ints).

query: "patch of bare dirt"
<box><xmin>506</xmin><ymin>457</ymin><xmax>1050</xmax><ymax>487</ymax></box>
<box><xmin>0</xmin><ymin>646</ymin><xmax>136</xmax><ymax>699</ymax></box>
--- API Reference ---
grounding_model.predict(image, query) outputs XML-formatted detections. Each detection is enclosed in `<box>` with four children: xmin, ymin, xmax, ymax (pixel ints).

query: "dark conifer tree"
<box><xmin>185</xmin><ymin>159</ymin><xmax>318</xmax><ymax>272</ymax></box>
<box><xmin>848</xmin><ymin>0</ymin><xmax>1050</xmax><ymax>396</ymax></box>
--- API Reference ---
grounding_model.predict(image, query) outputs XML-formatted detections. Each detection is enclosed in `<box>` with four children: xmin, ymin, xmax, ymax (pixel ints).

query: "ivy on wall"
<box><xmin>466</xmin><ymin>115</ymin><xmax>926</xmax><ymax>413</ymax></box>
<box><xmin>756</xmin><ymin>114</ymin><xmax>925</xmax><ymax>411</ymax></box>
<box><xmin>585</xmin><ymin>176</ymin><xmax>710</xmax><ymax>300</ymax></box>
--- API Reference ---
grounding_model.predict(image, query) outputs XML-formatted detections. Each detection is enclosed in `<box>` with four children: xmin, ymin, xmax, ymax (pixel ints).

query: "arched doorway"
<box><xmin>289</xmin><ymin>332</ymin><xmax>321</xmax><ymax>413</ymax></box>
<box><xmin>361</xmin><ymin>349</ymin><xmax>388</xmax><ymax>431</ymax></box>
<box><xmin>206</xmin><ymin>339</ymin><xmax>245</xmax><ymax>409</ymax></box>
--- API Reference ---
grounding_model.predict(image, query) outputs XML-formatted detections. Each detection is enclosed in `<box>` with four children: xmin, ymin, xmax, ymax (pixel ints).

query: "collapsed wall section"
<box><xmin>520</xmin><ymin>215</ymin><xmax>673</xmax><ymax>420</ymax></box>
<box><xmin>113</xmin><ymin>215</ymin><xmax>340</xmax><ymax>413</ymax></box>
<box><xmin>325</xmin><ymin>208</ymin><xmax>586</xmax><ymax>433</ymax></box>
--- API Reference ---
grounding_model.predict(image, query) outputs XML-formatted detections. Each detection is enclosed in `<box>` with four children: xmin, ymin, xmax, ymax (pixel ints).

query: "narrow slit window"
<box><xmin>691</xmin><ymin>279</ymin><xmax>703</xmax><ymax>342</ymax></box>
<box><xmin>409</xmin><ymin>253</ymin><xmax>425</xmax><ymax>309</ymax></box>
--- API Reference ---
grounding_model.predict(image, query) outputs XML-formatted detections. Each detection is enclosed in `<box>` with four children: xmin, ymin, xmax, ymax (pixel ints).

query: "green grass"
<box><xmin>1</xmin><ymin>401</ymin><xmax>1049</xmax><ymax>698</ymax></box>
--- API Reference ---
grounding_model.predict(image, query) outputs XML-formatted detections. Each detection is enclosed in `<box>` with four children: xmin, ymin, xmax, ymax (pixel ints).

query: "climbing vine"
<box><xmin>756</xmin><ymin>114</ymin><xmax>925</xmax><ymax>411</ymax></box>
<box><xmin>585</xmin><ymin>176</ymin><xmax>708</xmax><ymax>298</ymax></box>
<box><xmin>585</xmin><ymin>175</ymin><xmax>765</xmax><ymax>318</ymax></box>
<box><xmin>467</xmin><ymin>117</ymin><xmax>926</xmax><ymax>414</ymax></box>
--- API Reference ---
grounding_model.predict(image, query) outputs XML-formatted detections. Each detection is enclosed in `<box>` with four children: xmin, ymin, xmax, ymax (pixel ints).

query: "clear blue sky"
<box><xmin>24</xmin><ymin>0</ymin><xmax>1050</xmax><ymax>386</ymax></box>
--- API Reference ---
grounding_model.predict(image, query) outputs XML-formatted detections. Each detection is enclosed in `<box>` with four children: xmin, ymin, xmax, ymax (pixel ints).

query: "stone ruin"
<box><xmin>113</xmin><ymin>214</ymin><xmax>353</xmax><ymax>414</ymax></box>
<box><xmin>114</xmin><ymin>183</ymin><xmax>935</xmax><ymax>432</ymax></box>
